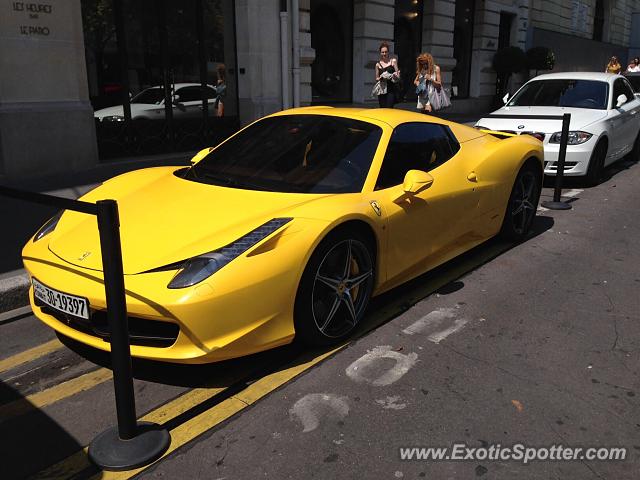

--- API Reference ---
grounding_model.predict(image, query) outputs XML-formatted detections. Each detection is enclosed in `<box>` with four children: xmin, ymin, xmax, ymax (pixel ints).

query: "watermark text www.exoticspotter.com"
<box><xmin>399</xmin><ymin>443</ymin><xmax>627</xmax><ymax>464</ymax></box>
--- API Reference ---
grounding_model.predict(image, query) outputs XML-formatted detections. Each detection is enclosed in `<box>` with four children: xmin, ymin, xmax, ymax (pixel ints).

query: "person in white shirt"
<box><xmin>626</xmin><ymin>57</ymin><xmax>640</xmax><ymax>73</ymax></box>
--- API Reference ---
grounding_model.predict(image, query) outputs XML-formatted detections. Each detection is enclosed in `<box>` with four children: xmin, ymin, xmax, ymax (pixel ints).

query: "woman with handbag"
<box><xmin>373</xmin><ymin>42</ymin><xmax>400</xmax><ymax>108</ymax></box>
<box><xmin>414</xmin><ymin>53</ymin><xmax>441</xmax><ymax>113</ymax></box>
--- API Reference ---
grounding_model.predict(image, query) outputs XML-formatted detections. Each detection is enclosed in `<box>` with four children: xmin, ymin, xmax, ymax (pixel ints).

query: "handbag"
<box><xmin>428</xmin><ymin>85</ymin><xmax>451</xmax><ymax>111</ymax></box>
<box><xmin>371</xmin><ymin>80</ymin><xmax>386</xmax><ymax>97</ymax></box>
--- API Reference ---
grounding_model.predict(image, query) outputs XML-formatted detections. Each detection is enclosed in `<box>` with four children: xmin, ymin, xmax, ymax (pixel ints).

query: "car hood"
<box><xmin>476</xmin><ymin>106</ymin><xmax>608</xmax><ymax>133</ymax></box>
<box><xmin>94</xmin><ymin>104</ymin><xmax>156</xmax><ymax>119</ymax></box>
<box><xmin>48</xmin><ymin>167</ymin><xmax>330</xmax><ymax>274</ymax></box>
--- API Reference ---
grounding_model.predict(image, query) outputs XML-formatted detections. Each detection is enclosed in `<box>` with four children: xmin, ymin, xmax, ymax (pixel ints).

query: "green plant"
<box><xmin>492</xmin><ymin>47</ymin><xmax>527</xmax><ymax>99</ymax></box>
<box><xmin>526</xmin><ymin>47</ymin><xmax>555</xmax><ymax>72</ymax></box>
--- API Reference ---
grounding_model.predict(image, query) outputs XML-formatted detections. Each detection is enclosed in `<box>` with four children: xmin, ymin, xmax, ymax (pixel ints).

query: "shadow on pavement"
<box><xmin>0</xmin><ymin>380</ymin><xmax>88</xmax><ymax>480</ymax></box>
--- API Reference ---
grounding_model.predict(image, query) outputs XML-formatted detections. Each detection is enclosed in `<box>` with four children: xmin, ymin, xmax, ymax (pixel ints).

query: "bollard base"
<box><xmin>89</xmin><ymin>422</ymin><xmax>170</xmax><ymax>471</ymax></box>
<box><xmin>541</xmin><ymin>200</ymin><xmax>572</xmax><ymax>210</ymax></box>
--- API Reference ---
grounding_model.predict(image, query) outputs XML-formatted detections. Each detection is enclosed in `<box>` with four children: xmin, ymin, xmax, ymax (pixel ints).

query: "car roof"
<box><xmin>527</xmin><ymin>72</ymin><xmax>619</xmax><ymax>82</ymax></box>
<box><xmin>269</xmin><ymin>107</ymin><xmax>485</xmax><ymax>143</ymax></box>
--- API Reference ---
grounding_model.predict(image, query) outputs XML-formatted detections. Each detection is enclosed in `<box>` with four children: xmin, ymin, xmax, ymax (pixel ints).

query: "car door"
<box><xmin>174</xmin><ymin>86</ymin><xmax>217</xmax><ymax>119</ymax></box>
<box><xmin>609</xmin><ymin>78</ymin><xmax>639</xmax><ymax>157</ymax></box>
<box><xmin>376</xmin><ymin>123</ymin><xmax>481</xmax><ymax>285</ymax></box>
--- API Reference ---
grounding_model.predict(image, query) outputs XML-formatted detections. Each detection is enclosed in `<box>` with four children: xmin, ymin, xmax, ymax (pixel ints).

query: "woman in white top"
<box><xmin>414</xmin><ymin>52</ymin><xmax>441</xmax><ymax>113</ymax></box>
<box><xmin>374</xmin><ymin>41</ymin><xmax>400</xmax><ymax>108</ymax></box>
<box><xmin>626</xmin><ymin>57</ymin><xmax>640</xmax><ymax>73</ymax></box>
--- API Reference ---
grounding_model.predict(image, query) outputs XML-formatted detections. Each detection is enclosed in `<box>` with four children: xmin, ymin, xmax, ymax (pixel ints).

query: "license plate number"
<box><xmin>32</xmin><ymin>278</ymin><xmax>89</xmax><ymax>320</ymax></box>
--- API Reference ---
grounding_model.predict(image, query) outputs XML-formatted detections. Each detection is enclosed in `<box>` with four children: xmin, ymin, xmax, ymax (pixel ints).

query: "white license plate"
<box><xmin>32</xmin><ymin>278</ymin><xmax>90</xmax><ymax>320</ymax></box>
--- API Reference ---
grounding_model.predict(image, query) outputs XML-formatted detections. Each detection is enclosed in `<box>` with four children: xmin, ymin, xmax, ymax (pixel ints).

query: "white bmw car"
<box><xmin>476</xmin><ymin>72</ymin><xmax>640</xmax><ymax>185</ymax></box>
<box><xmin>94</xmin><ymin>83</ymin><xmax>219</xmax><ymax>123</ymax></box>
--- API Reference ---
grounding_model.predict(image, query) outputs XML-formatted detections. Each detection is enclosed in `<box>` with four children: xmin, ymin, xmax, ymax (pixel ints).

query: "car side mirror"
<box><xmin>502</xmin><ymin>93</ymin><xmax>510</xmax><ymax>104</ymax></box>
<box><xmin>190</xmin><ymin>147</ymin><xmax>213</xmax><ymax>165</ymax></box>
<box><xmin>616</xmin><ymin>94</ymin><xmax>628</xmax><ymax>107</ymax></box>
<box><xmin>403</xmin><ymin>169</ymin><xmax>434</xmax><ymax>194</ymax></box>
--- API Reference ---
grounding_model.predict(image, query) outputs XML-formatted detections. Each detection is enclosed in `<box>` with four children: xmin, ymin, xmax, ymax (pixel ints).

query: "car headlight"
<box><xmin>33</xmin><ymin>211</ymin><xmax>63</xmax><ymax>242</ymax></box>
<box><xmin>102</xmin><ymin>115</ymin><xmax>125</xmax><ymax>122</ymax></box>
<box><xmin>549</xmin><ymin>131</ymin><xmax>592</xmax><ymax>145</ymax></box>
<box><xmin>166</xmin><ymin>218</ymin><xmax>293</xmax><ymax>289</ymax></box>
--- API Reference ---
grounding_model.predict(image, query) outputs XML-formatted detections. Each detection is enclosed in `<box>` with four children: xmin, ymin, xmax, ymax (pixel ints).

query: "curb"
<box><xmin>0</xmin><ymin>272</ymin><xmax>29</xmax><ymax>313</ymax></box>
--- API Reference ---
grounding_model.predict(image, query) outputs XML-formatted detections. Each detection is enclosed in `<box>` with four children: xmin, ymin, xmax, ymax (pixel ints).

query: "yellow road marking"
<box><xmin>95</xmin><ymin>346</ymin><xmax>344</xmax><ymax>480</ymax></box>
<box><xmin>0</xmin><ymin>368</ymin><xmax>112</xmax><ymax>421</ymax></box>
<box><xmin>28</xmin><ymin>386</ymin><xmax>227</xmax><ymax>480</ymax></box>
<box><xmin>0</xmin><ymin>338</ymin><xmax>62</xmax><ymax>374</ymax></box>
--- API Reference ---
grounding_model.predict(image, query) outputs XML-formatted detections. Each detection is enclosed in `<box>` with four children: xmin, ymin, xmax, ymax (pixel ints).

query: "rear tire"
<box><xmin>501</xmin><ymin>163</ymin><xmax>542</xmax><ymax>242</ymax></box>
<box><xmin>294</xmin><ymin>229</ymin><xmax>375</xmax><ymax>346</ymax></box>
<box><xmin>586</xmin><ymin>140</ymin><xmax>607</xmax><ymax>186</ymax></box>
<box><xmin>628</xmin><ymin>130</ymin><xmax>640</xmax><ymax>162</ymax></box>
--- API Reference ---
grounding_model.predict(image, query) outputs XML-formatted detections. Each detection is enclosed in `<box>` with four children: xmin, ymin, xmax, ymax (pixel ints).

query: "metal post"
<box><xmin>541</xmin><ymin>113</ymin><xmax>572</xmax><ymax>210</ymax></box>
<box><xmin>96</xmin><ymin>200</ymin><xmax>137</xmax><ymax>439</ymax></box>
<box><xmin>88</xmin><ymin>200</ymin><xmax>170</xmax><ymax>471</ymax></box>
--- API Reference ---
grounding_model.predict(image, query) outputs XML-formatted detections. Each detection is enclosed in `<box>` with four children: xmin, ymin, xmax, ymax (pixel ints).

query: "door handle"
<box><xmin>467</xmin><ymin>171</ymin><xmax>478</xmax><ymax>182</ymax></box>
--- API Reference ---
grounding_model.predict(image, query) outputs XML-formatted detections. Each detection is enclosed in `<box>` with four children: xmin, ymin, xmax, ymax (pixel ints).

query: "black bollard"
<box><xmin>541</xmin><ymin>113</ymin><xmax>572</xmax><ymax>210</ymax></box>
<box><xmin>88</xmin><ymin>200</ymin><xmax>170</xmax><ymax>471</ymax></box>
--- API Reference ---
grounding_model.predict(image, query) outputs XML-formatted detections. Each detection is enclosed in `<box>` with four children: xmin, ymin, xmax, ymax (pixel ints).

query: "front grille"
<box><xmin>36</xmin><ymin>299</ymin><xmax>179</xmax><ymax>348</ymax></box>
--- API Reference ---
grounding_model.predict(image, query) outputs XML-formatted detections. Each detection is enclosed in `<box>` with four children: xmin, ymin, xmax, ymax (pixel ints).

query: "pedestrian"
<box><xmin>626</xmin><ymin>57</ymin><xmax>640</xmax><ymax>73</ymax></box>
<box><xmin>373</xmin><ymin>42</ymin><xmax>400</xmax><ymax>108</ymax></box>
<box><xmin>414</xmin><ymin>53</ymin><xmax>441</xmax><ymax>113</ymax></box>
<box><xmin>214</xmin><ymin>64</ymin><xmax>226</xmax><ymax>117</ymax></box>
<box><xmin>605</xmin><ymin>56</ymin><xmax>622</xmax><ymax>74</ymax></box>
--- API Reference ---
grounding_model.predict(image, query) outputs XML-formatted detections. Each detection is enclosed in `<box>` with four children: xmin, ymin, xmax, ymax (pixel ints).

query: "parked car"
<box><xmin>94</xmin><ymin>83</ymin><xmax>219</xmax><ymax>122</ymax></box>
<box><xmin>476</xmin><ymin>72</ymin><xmax>640</xmax><ymax>185</ymax></box>
<box><xmin>23</xmin><ymin>107</ymin><xmax>543</xmax><ymax>364</ymax></box>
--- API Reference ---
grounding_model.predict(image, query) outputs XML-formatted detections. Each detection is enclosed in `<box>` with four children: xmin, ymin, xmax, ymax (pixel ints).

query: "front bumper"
<box><xmin>542</xmin><ymin>138</ymin><xmax>596</xmax><ymax>176</ymax></box>
<box><xmin>22</xmin><ymin>233</ymin><xmax>308</xmax><ymax>364</ymax></box>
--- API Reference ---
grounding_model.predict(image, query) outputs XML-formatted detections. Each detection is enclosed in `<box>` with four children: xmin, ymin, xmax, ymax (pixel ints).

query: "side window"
<box><xmin>613</xmin><ymin>79</ymin><xmax>632</xmax><ymax>106</ymax></box>
<box><xmin>175</xmin><ymin>86</ymin><xmax>204</xmax><ymax>103</ymax></box>
<box><xmin>621</xmin><ymin>79</ymin><xmax>635</xmax><ymax>102</ymax></box>
<box><xmin>375</xmin><ymin>123</ymin><xmax>460</xmax><ymax>190</ymax></box>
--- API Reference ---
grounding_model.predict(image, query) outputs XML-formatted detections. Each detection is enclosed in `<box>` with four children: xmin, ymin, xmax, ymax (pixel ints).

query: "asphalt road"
<box><xmin>1</xmin><ymin>157</ymin><xmax>639</xmax><ymax>479</ymax></box>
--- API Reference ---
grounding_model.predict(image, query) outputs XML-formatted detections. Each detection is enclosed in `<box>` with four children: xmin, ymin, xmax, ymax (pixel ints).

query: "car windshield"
<box><xmin>184</xmin><ymin>114</ymin><xmax>382</xmax><ymax>193</ymax></box>
<box><xmin>507</xmin><ymin>79</ymin><xmax>609</xmax><ymax>110</ymax></box>
<box><xmin>131</xmin><ymin>88</ymin><xmax>165</xmax><ymax>104</ymax></box>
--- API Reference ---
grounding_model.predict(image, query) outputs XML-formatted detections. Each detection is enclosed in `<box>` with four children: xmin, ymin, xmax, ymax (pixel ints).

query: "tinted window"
<box><xmin>131</xmin><ymin>87</ymin><xmax>165</xmax><ymax>104</ymax></box>
<box><xmin>185</xmin><ymin>115</ymin><xmax>382</xmax><ymax>193</ymax></box>
<box><xmin>176</xmin><ymin>86</ymin><xmax>217</xmax><ymax>102</ymax></box>
<box><xmin>507</xmin><ymin>80</ymin><xmax>608</xmax><ymax>110</ymax></box>
<box><xmin>613</xmin><ymin>79</ymin><xmax>635</xmax><ymax>106</ymax></box>
<box><xmin>375</xmin><ymin>123</ymin><xmax>459</xmax><ymax>190</ymax></box>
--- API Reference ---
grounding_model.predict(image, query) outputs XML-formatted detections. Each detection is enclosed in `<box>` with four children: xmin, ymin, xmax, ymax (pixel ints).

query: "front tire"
<box><xmin>501</xmin><ymin>163</ymin><xmax>542</xmax><ymax>242</ymax></box>
<box><xmin>586</xmin><ymin>140</ymin><xmax>607</xmax><ymax>186</ymax></box>
<box><xmin>294</xmin><ymin>229</ymin><xmax>375</xmax><ymax>346</ymax></box>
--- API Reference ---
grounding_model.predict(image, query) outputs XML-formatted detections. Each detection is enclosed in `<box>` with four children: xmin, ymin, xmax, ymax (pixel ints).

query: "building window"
<box><xmin>81</xmin><ymin>0</ymin><xmax>238</xmax><ymax>159</ymax></box>
<box><xmin>393</xmin><ymin>0</ymin><xmax>424</xmax><ymax>103</ymax></box>
<box><xmin>498</xmin><ymin>11</ymin><xmax>515</xmax><ymax>50</ymax></box>
<box><xmin>593</xmin><ymin>0</ymin><xmax>604</xmax><ymax>41</ymax></box>
<box><xmin>311</xmin><ymin>0</ymin><xmax>353</xmax><ymax>103</ymax></box>
<box><xmin>452</xmin><ymin>0</ymin><xmax>475</xmax><ymax>99</ymax></box>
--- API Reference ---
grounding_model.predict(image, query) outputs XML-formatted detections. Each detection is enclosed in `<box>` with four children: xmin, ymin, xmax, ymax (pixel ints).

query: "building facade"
<box><xmin>1</xmin><ymin>0</ymin><xmax>639</xmax><ymax>180</ymax></box>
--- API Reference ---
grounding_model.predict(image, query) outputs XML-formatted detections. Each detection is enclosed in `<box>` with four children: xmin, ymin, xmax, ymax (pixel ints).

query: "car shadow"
<box><xmin>0</xmin><ymin>380</ymin><xmax>89</xmax><ymax>480</ymax></box>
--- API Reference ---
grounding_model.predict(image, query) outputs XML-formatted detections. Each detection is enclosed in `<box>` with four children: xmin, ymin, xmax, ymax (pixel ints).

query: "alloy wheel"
<box><xmin>311</xmin><ymin>239</ymin><xmax>373</xmax><ymax>338</ymax></box>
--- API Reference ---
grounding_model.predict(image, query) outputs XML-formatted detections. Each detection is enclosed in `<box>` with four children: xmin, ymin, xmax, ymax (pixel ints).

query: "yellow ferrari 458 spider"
<box><xmin>23</xmin><ymin>107</ymin><xmax>543</xmax><ymax>363</ymax></box>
